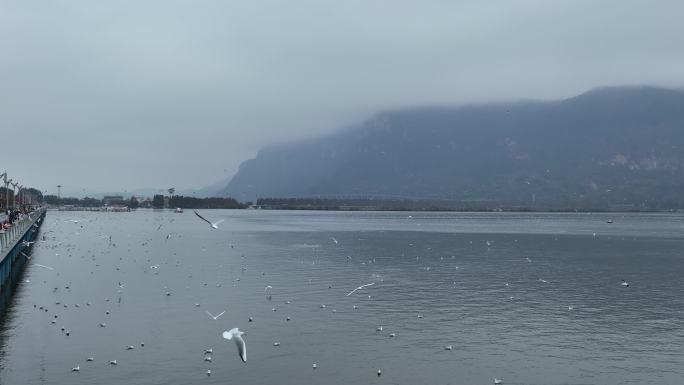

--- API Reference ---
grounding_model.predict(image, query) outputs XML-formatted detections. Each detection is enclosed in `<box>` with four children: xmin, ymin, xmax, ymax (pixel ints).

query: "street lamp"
<box><xmin>11</xmin><ymin>182</ymin><xmax>19</xmax><ymax>210</ymax></box>
<box><xmin>0</xmin><ymin>172</ymin><xmax>6</xmax><ymax>211</ymax></box>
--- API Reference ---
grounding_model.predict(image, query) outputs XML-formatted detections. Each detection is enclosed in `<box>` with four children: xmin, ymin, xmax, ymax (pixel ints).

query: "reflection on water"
<box><xmin>0</xmin><ymin>210</ymin><xmax>683</xmax><ymax>384</ymax></box>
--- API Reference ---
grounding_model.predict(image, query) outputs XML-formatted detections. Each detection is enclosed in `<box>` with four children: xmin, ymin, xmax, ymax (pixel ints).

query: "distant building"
<box><xmin>103</xmin><ymin>195</ymin><xmax>124</xmax><ymax>205</ymax></box>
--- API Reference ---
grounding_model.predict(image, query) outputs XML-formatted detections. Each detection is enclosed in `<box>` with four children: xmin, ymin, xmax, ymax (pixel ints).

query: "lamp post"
<box><xmin>6</xmin><ymin>178</ymin><xmax>12</xmax><ymax>212</ymax></box>
<box><xmin>0</xmin><ymin>172</ymin><xmax>6</xmax><ymax>211</ymax></box>
<box><xmin>11</xmin><ymin>182</ymin><xmax>18</xmax><ymax>210</ymax></box>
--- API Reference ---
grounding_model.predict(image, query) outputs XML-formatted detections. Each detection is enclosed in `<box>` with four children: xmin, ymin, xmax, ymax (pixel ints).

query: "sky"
<box><xmin>1</xmin><ymin>0</ymin><xmax>683</xmax><ymax>196</ymax></box>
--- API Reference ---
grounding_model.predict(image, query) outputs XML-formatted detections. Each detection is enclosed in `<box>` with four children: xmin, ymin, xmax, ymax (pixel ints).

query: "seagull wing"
<box><xmin>194</xmin><ymin>211</ymin><xmax>213</xmax><ymax>226</ymax></box>
<box><xmin>346</xmin><ymin>282</ymin><xmax>375</xmax><ymax>296</ymax></box>
<box><xmin>206</xmin><ymin>311</ymin><xmax>216</xmax><ymax>319</ymax></box>
<box><xmin>234</xmin><ymin>334</ymin><xmax>247</xmax><ymax>362</ymax></box>
<box><xmin>215</xmin><ymin>311</ymin><xmax>225</xmax><ymax>319</ymax></box>
<box><xmin>346</xmin><ymin>287</ymin><xmax>361</xmax><ymax>296</ymax></box>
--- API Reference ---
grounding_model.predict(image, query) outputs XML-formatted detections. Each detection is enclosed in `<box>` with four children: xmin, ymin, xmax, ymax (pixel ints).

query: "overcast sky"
<box><xmin>2</xmin><ymin>0</ymin><xmax>683</xmax><ymax>195</ymax></box>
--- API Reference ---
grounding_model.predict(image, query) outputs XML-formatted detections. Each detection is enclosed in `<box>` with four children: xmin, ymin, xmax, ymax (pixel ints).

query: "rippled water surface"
<box><xmin>1</xmin><ymin>210</ymin><xmax>683</xmax><ymax>385</ymax></box>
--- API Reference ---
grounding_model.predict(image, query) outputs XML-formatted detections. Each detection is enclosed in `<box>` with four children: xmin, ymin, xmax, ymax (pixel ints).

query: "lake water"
<box><xmin>1</xmin><ymin>210</ymin><xmax>683</xmax><ymax>385</ymax></box>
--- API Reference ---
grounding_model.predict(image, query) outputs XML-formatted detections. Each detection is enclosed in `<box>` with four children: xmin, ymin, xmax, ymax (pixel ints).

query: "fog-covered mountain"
<box><xmin>221</xmin><ymin>86</ymin><xmax>684</xmax><ymax>210</ymax></box>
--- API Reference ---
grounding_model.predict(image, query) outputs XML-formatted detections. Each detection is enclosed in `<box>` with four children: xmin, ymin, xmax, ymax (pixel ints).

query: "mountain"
<box><xmin>222</xmin><ymin>86</ymin><xmax>684</xmax><ymax>210</ymax></box>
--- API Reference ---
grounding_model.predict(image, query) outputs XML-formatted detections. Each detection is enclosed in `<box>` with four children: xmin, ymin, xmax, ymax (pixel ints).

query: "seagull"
<box><xmin>72</xmin><ymin>365</ymin><xmax>80</xmax><ymax>372</ymax></box>
<box><xmin>194</xmin><ymin>211</ymin><xmax>225</xmax><ymax>229</ymax></box>
<box><xmin>445</xmin><ymin>345</ymin><xmax>453</xmax><ymax>350</ymax></box>
<box><xmin>494</xmin><ymin>379</ymin><xmax>503</xmax><ymax>385</ymax></box>
<box><xmin>109</xmin><ymin>360</ymin><xmax>117</xmax><ymax>365</ymax></box>
<box><xmin>264</xmin><ymin>285</ymin><xmax>273</xmax><ymax>292</ymax></box>
<box><xmin>206</xmin><ymin>311</ymin><xmax>225</xmax><ymax>320</ymax></box>
<box><xmin>86</xmin><ymin>357</ymin><xmax>94</xmax><ymax>362</ymax></box>
<box><xmin>331</xmin><ymin>237</ymin><xmax>338</xmax><ymax>245</ymax></box>
<box><xmin>346</xmin><ymin>282</ymin><xmax>375</xmax><ymax>296</ymax></box>
<box><xmin>126</xmin><ymin>345</ymin><xmax>134</xmax><ymax>350</ymax></box>
<box><xmin>222</xmin><ymin>328</ymin><xmax>247</xmax><ymax>363</ymax></box>
<box><xmin>204</xmin><ymin>348</ymin><xmax>213</xmax><ymax>354</ymax></box>
<box><xmin>207</xmin><ymin>369</ymin><xmax>211</xmax><ymax>376</ymax></box>
<box><xmin>621</xmin><ymin>279</ymin><xmax>629</xmax><ymax>287</ymax></box>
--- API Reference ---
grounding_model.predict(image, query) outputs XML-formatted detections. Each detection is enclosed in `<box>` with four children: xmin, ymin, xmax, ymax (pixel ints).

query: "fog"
<box><xmin>2</xmin><ymin>0</ymin><xmax>683</xmax><ymax>194</ymax></box>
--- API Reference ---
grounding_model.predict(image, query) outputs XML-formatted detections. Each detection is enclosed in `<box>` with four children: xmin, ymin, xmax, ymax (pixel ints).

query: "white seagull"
<box><xmin>621</xmin><ymin>279</ymin><xmax>629</xmax><ymax>287</ymax></box>
<box><xmin>346</xmin><ymin>282</ymin><xmax>375</xmax><ymax>296</ymax></box>
<box><xmin>222</xmin><ymin>328</ymin><xmax>247</xmax><ymax>363</ymax></box>
<box><xmin>206</xmin><ymin>310</ymin><xmax>225</xmax><ymax>320</ymax></box>
<box><xmin>194</xmin><ymin>211</ymin><xmax>225</xmax><ymax>229</ymax></box>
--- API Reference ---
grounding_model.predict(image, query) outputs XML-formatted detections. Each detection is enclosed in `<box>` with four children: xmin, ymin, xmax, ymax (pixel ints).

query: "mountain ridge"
<box><xmin>220</xmin><ymin>86</ymin><xmax>684</xmax><ymax>210</ymax></box>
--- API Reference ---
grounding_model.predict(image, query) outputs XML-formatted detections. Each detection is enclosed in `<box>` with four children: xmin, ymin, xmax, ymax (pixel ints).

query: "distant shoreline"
<box><xmin>47</xmin><ymin>206</ymin><xmax>683</xmax><ymax>214</ymax></box>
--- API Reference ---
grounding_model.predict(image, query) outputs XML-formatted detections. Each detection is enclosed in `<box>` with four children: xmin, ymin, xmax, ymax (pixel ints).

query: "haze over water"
<box><xmin>1</xmin><ymin>210</ymin><xmax>683</xmax><ymax>384</ymax></box>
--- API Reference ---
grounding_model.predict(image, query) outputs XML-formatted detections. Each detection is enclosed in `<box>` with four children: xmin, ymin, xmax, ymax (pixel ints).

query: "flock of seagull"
<box><xmin>11</xmin><ymin>209</ymin><xmax>634</xmax><ymax>385</ymax></box>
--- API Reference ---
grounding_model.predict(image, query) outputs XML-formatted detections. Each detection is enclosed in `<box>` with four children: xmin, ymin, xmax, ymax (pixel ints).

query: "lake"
<box><xmin>1</xmin><ymin>210</ymin><xmax>683</xmax><ymax>384</ymax></box>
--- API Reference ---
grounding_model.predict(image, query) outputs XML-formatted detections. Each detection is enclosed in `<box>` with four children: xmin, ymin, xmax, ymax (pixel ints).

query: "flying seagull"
<box><xmin>194</xmin><ymin>211</ymin><xmax>224</xmax><ymax>229</ymax></box>
<box><xmin>206</xmin><ymin>311</ymin><xmax>225</xmax><ymax>320</ymax></box>
<box><xmin>346</xmin><ymin>282</ymin><xmax>375</xmax><ymax>296</ymax></box>
<box><xmin>222</xmin><ymin>328</ymin><xmax>247</xmax><ymax>363</ymax></box>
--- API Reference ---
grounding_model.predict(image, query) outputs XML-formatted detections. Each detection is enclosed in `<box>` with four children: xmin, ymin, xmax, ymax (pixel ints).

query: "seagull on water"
<box><xmin>72</xmin><ymin>365</ymin><xmax>80</xmax><ymax>372</ymax></box>
<box><xmin>494</xmin><ymin>379</ymin><xmax>503</xmax><ymax>385</ymax></box>
<box><xmin>206</xmin><ymin>311</ymin><xmax>225</xmax><ymax>320</ymax></box>
<box><xmin>194</xmin><ymin>211</ymin><xmax>225</xmax><ymax>229</ymax></box>
<box><xmin>621</xmin><ymin>279</ymin><xmax>629</xmax><ymax>287</ymax></box>
<box><xmin>346</xmin><ymin>282</ymin><xmax>375</xmax><ymax>296</ymax></box>
<box><xmin>222</xmin><ymin>328</ymin><xmax>247</xmax><ymax>363</ymax></box>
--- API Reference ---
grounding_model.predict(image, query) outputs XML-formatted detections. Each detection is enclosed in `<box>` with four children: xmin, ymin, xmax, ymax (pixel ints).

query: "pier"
<box><xmin>0</xmin><ymin>208</ymin><xmax>47</xmax><ymax>300</ymax></box>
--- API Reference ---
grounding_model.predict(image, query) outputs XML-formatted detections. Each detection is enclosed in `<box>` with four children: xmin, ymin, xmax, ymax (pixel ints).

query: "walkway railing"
<box><xmin>0</xmin><ymin>208</ymin><xmax>46</xmax><ymax>258</ymax></box>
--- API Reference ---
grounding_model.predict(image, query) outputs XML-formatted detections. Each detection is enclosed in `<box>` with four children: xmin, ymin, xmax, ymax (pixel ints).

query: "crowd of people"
<box><xmin>1</xmin><ymin>207</ymin><xmax>34</xmax><ymax>230</ymax></box>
